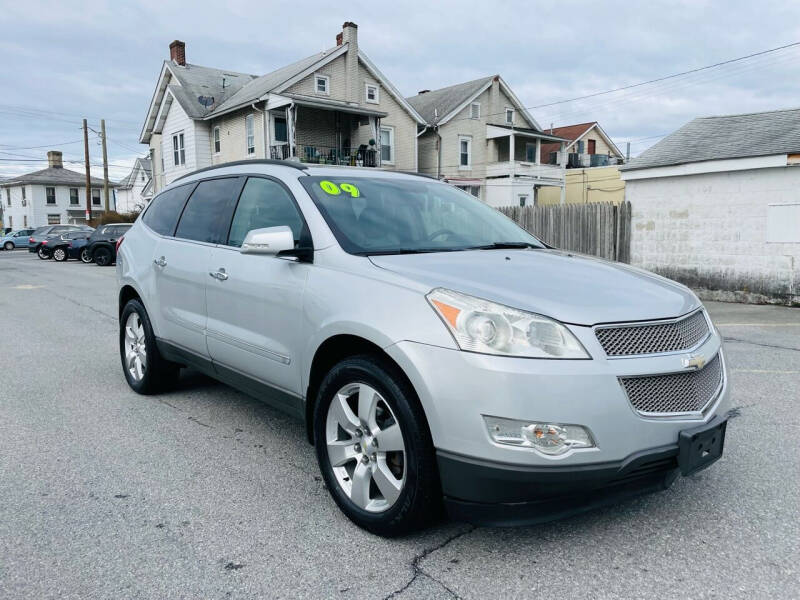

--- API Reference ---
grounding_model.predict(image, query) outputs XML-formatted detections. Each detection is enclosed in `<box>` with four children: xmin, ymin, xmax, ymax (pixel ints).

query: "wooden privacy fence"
<box><xmin>499</xmin><ymin>201</ymin><xmax>631</xmax><ymax>263</ymax></box>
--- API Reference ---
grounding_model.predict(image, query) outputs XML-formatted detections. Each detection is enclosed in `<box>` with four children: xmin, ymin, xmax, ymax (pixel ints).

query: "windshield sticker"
<box><xmin>319</xmin><ymin>180</ymin><xmax>361</xmax><ymax>197</ymax></box>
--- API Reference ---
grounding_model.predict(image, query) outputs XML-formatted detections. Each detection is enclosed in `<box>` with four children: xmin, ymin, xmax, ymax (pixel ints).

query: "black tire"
<box><xmin>313</xmin><ymin>355</ymin><xmax>441</xmax><ymax>536</ymax></box>
<box><xmin>80</xmin><ymin>248</ymin><xmax>93</xmax><ymax>263</ymax></box>
<box><xmin>119</xmin><ymin>299</ymin><xmax>179</xmax><ymax>394</ymax></box>
<box><xmin>52</xmin><ymin>247</ymin><xmax>68</xmax><ymax>262</ymax></box>
<box><xmin>37</xmin><ymin>246</ymin><xmax>51</xmax><ymax>260</ymax></box>
<box><xmin>3</xmin><ymin>241</ymin><xmax>13</xmax><ymax>251</ymax></box>
<box><xmin>94</xmin><ymin>246</ymin><xmax>112</xmax><ymax>266</ymax></box>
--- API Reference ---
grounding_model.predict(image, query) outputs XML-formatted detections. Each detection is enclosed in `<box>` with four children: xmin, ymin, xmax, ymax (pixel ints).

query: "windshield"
<box><xmin>300</xmin><ymin>176</ymin><xmax>543</xmax><ymax>255</ymax></box>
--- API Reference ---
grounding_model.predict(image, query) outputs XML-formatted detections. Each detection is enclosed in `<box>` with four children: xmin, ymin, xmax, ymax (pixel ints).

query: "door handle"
<box><xmin>153</xmin><ymin>256</ymin><xmax>167</xmax><ymax>267</ymax></box>
<box><xmin>209</xmin><ymin>268</ymin><xmax>229</xmax><ymax>281</ymax></box>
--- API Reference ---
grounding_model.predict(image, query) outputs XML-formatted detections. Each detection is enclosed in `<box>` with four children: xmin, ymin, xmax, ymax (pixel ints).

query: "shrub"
<box><xmin>88</xmin><ymin>210</ymin><xmax>140</xmax><ymax>228</ymax></box>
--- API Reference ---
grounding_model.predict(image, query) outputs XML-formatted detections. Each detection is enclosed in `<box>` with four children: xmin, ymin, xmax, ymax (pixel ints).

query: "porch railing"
<box><xmin>270</xmin><ymin>143</ymin><xmax>378</xmax><ymax>167</ymax></box>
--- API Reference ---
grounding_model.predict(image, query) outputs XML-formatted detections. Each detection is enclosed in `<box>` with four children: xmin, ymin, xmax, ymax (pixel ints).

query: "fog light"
<box><xmin>484</xmin><ymin>416</ymin><xmax>595</xmax><ymax>456</ymax></box>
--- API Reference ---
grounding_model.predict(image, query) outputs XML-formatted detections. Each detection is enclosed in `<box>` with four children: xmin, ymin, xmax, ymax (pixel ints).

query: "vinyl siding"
<box><xmin>284</xmin><ymin>56</ymin><xmax>348</xmax><ymax>100</ymax></box>
<box><xmin>210</xmin><ymin>107</ymin><xmax>266</xmax><ymax>165</ymax></box>
<box><xmin>161</xmin><ymin>99</ymin><xmax>195</xmax><ymax>185</ymax></box>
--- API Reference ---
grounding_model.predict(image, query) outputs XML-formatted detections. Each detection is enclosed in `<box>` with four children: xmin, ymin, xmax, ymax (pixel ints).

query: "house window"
<box><xmin>7</xmin><ymin>216</ymin><xmax>11</xmax><ymax>228</ymax></box>
<box><xmin>525</xmin><ymin>143</ymin><xmax>537</xmax><ymax>162</ymax></box>
<box><xmin>92</xmin><ymin>189</ymin><xmax>101</xmax><ymax>206</ymax></box>
<box><xmin>505</xmin><ymin>108</ymin><xmax>514</xmax><ymax>124</ymax></box>
<box><xmin>315</xmin><ymin>74</ymin><xmax>330</xmax><ymax>95</ymax></box>
<box><xmin>576</xmin><ymin>140</ymin><xmax>585</xmax><ymax>154</ymax></box>
<box><xmin>21</xmin><ymin>187</ymin><xmax>26</xmax><ymax>200</ymax></box>
<box><xmin>6</xmin><ymin>188</ymin><xmax>10</xmax><ymax>206</ymax></box>
<box><xmin>274</xmin><ymin>117</ymin><xmax>288</xmax><ymax>143</ymax></box>
<box><xmin>519</xmin><ymin>195</ymin><xmax>528</xmax><ymax>207</ymax></box>
<box><xmin>23</xmin><ymin>215</ymin><xmax>27</xmax><ymax>227</ymax></box>
<box><xmin>380</xmin><ymin>126</ymin><xmax>394</xmax><ymax>164</ymax></box>
<box><xmin>470</xmin><ymin>102</ymin><xmax>480</xmax><ymax>119</ymax></box>
<box><xmin>365</xmin><ymin>83</ymin><xmax>379</xmax><ymax>104</ymax></box>
<box><xmin>47</xmin><ymin>214</ymin><xmax>61</xmax><ymax>225</ymax></box>
<box><xmin>46</xmin><ymin>187</ymin><xmax>56</xmax><ymax>204</ymax></box>
<box><xmin>245</xmin><ymin>114</ymin><xmax>255</xmax><ymax>155</ymax></box>
<box><xmin>69</xmin><ymin>188</ymin><xmax>79</xmax><ymax>205</ymax></box>
<box><xmin>459</xmin><ymin>136</ymin><xmax>472</xmax><ymax>169</ymax></box>
<box><xmin>213</xmin><ymin>126</ymin><xmax>221</xmax><ymax>154</ymax></box>
<box><xmin>172</xmin><ymin>133</ymin><xmax>185</xmax><ymax>166</ymax></box>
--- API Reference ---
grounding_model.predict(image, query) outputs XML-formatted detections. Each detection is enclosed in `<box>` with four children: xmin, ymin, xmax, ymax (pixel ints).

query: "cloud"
<box><xmin>1</xmin><ymin>0</ymin><xmax>799</xmax><ymax>179</ymax></box>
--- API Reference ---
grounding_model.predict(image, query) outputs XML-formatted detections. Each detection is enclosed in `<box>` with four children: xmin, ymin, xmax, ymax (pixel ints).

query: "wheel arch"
<box><xmin>119</xmin><ymin>284</ymin><xmax>145</xmax><ymax>321</ymax></box>
<box><xmin>304</xmin><ymin>334</ymin><xmax>429</xmax><ymax>445</ymax></box>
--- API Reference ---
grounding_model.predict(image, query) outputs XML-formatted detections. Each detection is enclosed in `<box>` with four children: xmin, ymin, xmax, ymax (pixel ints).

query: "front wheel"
<box><xmin>52</xmin><ymin>247</ymin><xmax>67</xmax><ymax>262</ymax></box>
<box><xmin>94</xmin><ymin>246</ymin><xmax>112</xmax><ymax>266</ymax></box>
<box><xmin>120</xmin><ymin>299</ymin><xmax>179</xmax><ymax>394</ymax></box>
<box><xmin>3</xmin><ymin>241</ymin><xmax>13</xmax><ymax>251</ymax></box>
<box><xmin>37</xmin><ymin>246</ymin><xmax>51</xmax><ymax>260</ymax></box>
<box><xmin>314</xmin><ymin>355</ymin><xmax>440</xmax><ymax>536</ymax></box>
<box><xmin>80</xmin><ymin>248</ymin><xmax>93</xmax><ymax>263</ymax></box>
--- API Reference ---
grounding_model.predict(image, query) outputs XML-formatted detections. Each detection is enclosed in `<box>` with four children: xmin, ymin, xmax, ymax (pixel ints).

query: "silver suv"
<box><xmin>117</xmin><ymin>160</ymin><xmax>729</xmax><ymax>535</ymax></box>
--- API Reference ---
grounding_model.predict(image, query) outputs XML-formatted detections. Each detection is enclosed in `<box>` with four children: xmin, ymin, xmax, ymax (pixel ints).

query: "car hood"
<box><xmin>369</xmin><ymin>249</ymin><xmax>699</xmax><ymax>326</ymax></box>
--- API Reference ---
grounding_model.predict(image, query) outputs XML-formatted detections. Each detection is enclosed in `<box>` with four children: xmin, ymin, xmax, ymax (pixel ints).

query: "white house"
<box><xmin>140</xmin><ymin>23</ymin><xmax>425</xmax><ymax>192</ymax></box>
<box><xmin>620</xmin><ymin>107</ymin><xmax>800</xmax><ymax>305</ymax></box>
<box><xmin>114</xmin><ymin>157</ymin><xmax>152</xmax><ymax>213</ymax></box>
<box><xmin>407</xmin><ymin>76</ymin><xmax>569</xmax><ymax>207</ymax></box>
<box><xmin>0</xmin><ymin>151</ymin><xmax>115</xmax><ymax>229</ymax></box>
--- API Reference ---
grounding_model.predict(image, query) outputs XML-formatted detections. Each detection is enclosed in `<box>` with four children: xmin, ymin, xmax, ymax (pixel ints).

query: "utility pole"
<box><xmin>100</xmin><ymin>119</ymin><xmax>110</xmax><ymax>212</ymax></box>
<box><xmin>83</xmin><ymin>119</ymin><xmax>92</xmax><ymax>223</ymax></box>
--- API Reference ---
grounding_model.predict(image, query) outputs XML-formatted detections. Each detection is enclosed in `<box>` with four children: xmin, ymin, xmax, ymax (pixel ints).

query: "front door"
<box><xmin>205</xmin><ymin>176</ymin><xmax>310</xmax><ymax>400</ymax></box>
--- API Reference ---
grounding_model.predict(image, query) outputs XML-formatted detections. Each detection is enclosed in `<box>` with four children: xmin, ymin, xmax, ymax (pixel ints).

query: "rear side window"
<box><xmin>143</xmin><ymin>183</ymin><xmax>194</xmax><ymax>236</ymax></box>
<box><xmin>227</xmin><ymin>178</ymin><xmax>305</xmax><ymax>248</ymax></box>
<box><xmin>175</xmin><ymin>177</ymin><xmax>241</xmax><ymax>243</ymax></box>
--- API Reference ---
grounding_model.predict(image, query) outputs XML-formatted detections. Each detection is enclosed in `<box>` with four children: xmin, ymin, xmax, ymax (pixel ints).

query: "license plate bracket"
<box><xmin>678</xmin><ymin>416</ymin><xmax>727</xmax><ymax>476</ymax></box>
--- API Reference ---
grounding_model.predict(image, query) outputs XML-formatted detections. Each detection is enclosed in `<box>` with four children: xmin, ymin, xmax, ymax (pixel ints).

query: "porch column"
<box><xmin>559</xmin><ymin>141</ymin><xmax>567</xmax><ymax>205</ymax></box>
<box><xmin>535</xmin><ymin>138</ymin><xmax>541</xmax><ymax>165</ymax></box>
<box><xmin>375</xmin><ymin>117</ymin><xmax>381</xmax><ymax>166</ymax></box>
<box><xmin>287</xmin><ymin>105</ymin><xmax>295</xmax><ymax>159</ymax></box>
<box><xmin>263</xmin><ymin>109</ymin><xmax>271</xmax><ymax>158</ymax></box>
<box><xmin>509</xmin><ymin>132</ymin><xmax>515</xmax><ymax>205</ymax></box>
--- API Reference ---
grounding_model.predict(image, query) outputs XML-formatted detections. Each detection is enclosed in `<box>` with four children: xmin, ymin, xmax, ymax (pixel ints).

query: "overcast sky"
<box><xmin>1</xmin><ymin>0</ymin><xmax>799</xmax><ymax>179</ymax></box>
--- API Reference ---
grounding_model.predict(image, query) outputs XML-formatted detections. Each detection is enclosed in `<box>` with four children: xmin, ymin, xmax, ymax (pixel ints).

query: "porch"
<box><xmin>485</xmin><ymin>124</ymin><xmax>567</xmax><ymax>186</ymax></box>
<box><xmin>265</xmin><ymin>97</ymin><xmax>388</xmax><ymax>168</ymax></box>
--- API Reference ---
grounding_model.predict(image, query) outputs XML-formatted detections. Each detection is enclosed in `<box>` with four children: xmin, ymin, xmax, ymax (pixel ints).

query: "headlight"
<box><xmin>426</xmin><ymin>288</ymin><xmax>589</xmax><ymax>359</ymax></box>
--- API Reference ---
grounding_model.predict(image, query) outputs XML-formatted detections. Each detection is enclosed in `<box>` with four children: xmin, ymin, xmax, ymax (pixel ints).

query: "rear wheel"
<box><xmin>313</xmin><ymin>355</ymin><xmax>440</xmax><ymax>536</ymax></box>
<box><xmin>3</xmin><ymin>241</ymin><xmax>13</xmax><ymax>251</ymax></box>
<box><xmin>52</xmin><ymin>247</ymin><xmax>67</xmax><ymax>262</ymax></box>
<box><xmin>37</xmin><ymin>246</ymin><xmax>51</xmax><ymax>260</ymax></box>
<box><xmin>94</xmin><ymin>246</ymin><xmax>112</xmax><ymax>266</ymax></box>
<box><xmin>120</xmin><ymin>299</ymin><xmax>179</xmax><ymax>394</ymax></box>
<box><xmin>80</xmin><ymin>248</ymin><xmax>93</xmax><ymax>263</ymax></box>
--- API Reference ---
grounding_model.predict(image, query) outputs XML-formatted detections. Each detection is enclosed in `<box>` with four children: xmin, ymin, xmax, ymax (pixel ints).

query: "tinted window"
<box><xmin>33</xmin><ymin>227</ymin><xmax>50</xmax><ymax>235</ymax></box>
<box><xmin>227</xmin><ymin>178</ymin><xmax>305</xmax><ymax>248</ymax></box>
<box><xmin>175</xmin><ymin>178</ymin><xmax>240</xmax><ymax>243</ymax></box>
<box><xmin>112</xmin><ymin>225</ymin><xmax>132</xmax><ymax>236</ymax></box>
<box><xmin>143</xmin><ymin>183</ymin><xmax>194</xmax><ymax>236</ymax></box>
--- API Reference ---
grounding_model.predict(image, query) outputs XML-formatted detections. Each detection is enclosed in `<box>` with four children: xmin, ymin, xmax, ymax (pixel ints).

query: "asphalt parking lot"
<box><xmin>1</xmin><ymin>249</ymin><xmax>798</xmax><ymax>599</ymax></box>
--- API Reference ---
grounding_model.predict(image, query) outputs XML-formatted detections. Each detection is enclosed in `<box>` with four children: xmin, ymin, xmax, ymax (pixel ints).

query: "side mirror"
<box><xmin>240</xmin><ymin>226</ymin><xmax>295</xmax><ymax>256</ymax></box>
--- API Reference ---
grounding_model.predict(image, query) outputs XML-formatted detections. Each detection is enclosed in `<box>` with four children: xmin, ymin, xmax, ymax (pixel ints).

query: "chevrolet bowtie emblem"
<box><xmin>682</xmin><ymin>354</ymin><xmax>706</xmax><ymax>370</ymax></box>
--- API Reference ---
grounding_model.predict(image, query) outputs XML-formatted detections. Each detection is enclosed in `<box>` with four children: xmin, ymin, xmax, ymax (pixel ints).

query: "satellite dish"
<box><xmin>198</xmin><ymin>96</ymin><xmax>215</xmax><ymax>108</ymax></box>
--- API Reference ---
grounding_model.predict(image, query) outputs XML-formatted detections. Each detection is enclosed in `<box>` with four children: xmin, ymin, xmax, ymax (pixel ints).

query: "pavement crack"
<box><xmin>723</xmin><ymin>336</ymin><xmax>800</xmax><ymax>352</ymax></box>
<box><xmin>188</xmin><ymin>416</ymin><xmax>213</xmax><ymax>428</ymax></box>
<box><xmin>384</xmin><ymin>525</ymin><xmax>476</xmax><ymax>599</ymax></box>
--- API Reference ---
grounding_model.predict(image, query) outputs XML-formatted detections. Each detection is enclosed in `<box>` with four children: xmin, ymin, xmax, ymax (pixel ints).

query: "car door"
<box><xmin>151</xmin><ymin>176</ymin><xmax>244</xmax><ymax>361</ymax></box>
<box><xmin>206</xmin><ymin>176</ymin><xmax>311</xmax><ymax>400</ymax></box>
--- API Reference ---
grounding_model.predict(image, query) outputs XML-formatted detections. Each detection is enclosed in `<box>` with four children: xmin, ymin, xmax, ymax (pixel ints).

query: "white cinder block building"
<box><xmin>1</xmin><ymin>151</ymin><xmax>115</xmax><ymax>229</ymax></box>
<box><xmin>620</xmin><ymin>108</ymin><xmax>800</xmax><ymax>305</ymax></box>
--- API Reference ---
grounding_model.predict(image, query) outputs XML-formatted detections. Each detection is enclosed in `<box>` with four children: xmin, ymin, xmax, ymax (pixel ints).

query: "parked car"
<box><xmin>29</xmin><ymin>225</ymin><xmax>93</xmax><ymax>258</ymax></box>
<box><xmin>1</xmin><ymin>228</ymin><xmax>36</xmax><ymax>250</ymax></box>
<box><xmin>86</xmin><ymin>223</ymin><xmax>132</xmax><ymax>266</ymax></box>
<box><xmin>117</xmin><ymin>160</ymin><xmax>729</xmax><ymax>536</ymax></box>
<box><xmin>48</xmin><ymin>230</ymin><xmax>93</xmax><ymax>262</ymax></box>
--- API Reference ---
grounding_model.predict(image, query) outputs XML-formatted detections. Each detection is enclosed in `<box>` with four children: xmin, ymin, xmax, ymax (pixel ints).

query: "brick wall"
<box><xmin>627</xmin><ymin>166</ymin><xmax>800</xmax><ymax>304</ymax></box>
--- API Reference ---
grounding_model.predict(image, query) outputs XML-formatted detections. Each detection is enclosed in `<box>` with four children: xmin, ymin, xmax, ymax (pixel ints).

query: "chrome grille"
<box><xmin>596</xmin><ymin>310</ymin><xmax>709</xmax><ymax>356</ymax></box>
<box><xmin>619</xmin><ymin>354</ymin><xmax>723</xmax><ymax>416</ymax></box>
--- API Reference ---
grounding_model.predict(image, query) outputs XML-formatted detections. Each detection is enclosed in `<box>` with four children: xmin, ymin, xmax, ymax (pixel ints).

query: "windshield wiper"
<box><xmin>361</xmin><ymin>247</ymin><xmax>465</xmax><ymax>256</ymax></box>
<box><xmin>465</xmin><ymin>242</ymin><xmax>541</xmax><ymax>250</ymax></box>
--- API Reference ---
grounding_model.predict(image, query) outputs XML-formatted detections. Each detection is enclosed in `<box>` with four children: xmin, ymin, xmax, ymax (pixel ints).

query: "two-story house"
<box><xmin>407</xmin><ymin>76</ymin><xmax>568</xmax><ymax>208</ymax></box>
<box><xmin>140</xmin><ymin>23</ymin><xmax>425</xmax><ymax>191</ymax></box>
<box><xmin>114</xmin><ymin>157</ymin><xmax>153</xmax><ymax>213</ymax></box>
<box><xmin>0</xmin><ymin>151</ymin><xmax>115</xmax><ymax>228</ymax></box>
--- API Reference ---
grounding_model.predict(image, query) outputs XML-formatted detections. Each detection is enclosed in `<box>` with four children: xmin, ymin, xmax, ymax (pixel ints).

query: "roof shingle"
<box><xmin>406</xmin><ymin>76</ymin><xmax>494</xmax><ymax>125</ymax></box>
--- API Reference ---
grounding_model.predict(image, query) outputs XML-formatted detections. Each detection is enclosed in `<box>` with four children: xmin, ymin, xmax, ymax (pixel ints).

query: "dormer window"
<box><xmin>315</xmin><ymin>74</ymin><xmax>330</xmax><ymax>95</ymax></box>
<box><xmin>365</xmin><ymin>83</ymin><xmax>379</xmax><ymax>104</ymax></box>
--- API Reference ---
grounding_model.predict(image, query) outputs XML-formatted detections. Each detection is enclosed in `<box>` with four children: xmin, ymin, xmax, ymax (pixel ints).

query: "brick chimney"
<box><xmin>47</xmin><ymin>150</ymin><xmax>63</xmax><ymax>169</ymax></box>
<box><xmin>169</xmin><ymin>40</ymin><xmax>186</xmax><ymax>66</ymax></box>
<box><xmin>341</xmin><ymin>22</ymin><xmax>358</xmax><ymax>103</ymax></box>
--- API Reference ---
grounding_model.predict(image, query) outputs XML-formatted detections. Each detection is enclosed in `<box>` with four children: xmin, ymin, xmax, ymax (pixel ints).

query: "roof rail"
<box><xmin>173</xmin><ymin>159</ymin><xmax>308</xmax><ymax>182</ymax></box>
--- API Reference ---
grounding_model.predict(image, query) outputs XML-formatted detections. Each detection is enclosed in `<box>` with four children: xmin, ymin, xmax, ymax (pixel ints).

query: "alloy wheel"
<box><xmin>3</xmin><ymin>242</ymin><xmax>12</xmax><ymax>251</ymax></box>
<box><xmin>325</xmin><ymin>383</ymin><xmax>406</xmax><ymax>513</ymax></box>
<box><xmin>53</xmin><ymin>248</ymin><xmax>66</xmax><ymax>261</ymax></box>
<box><xmin>124</xmin><ymin>312</ymin><xmax>147</xmax><ymax>382</ymax></box>
<box><xmin>80</xmin><ymin>248</ymin><xmax>92</xmax><ymax>263</ymax></box>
